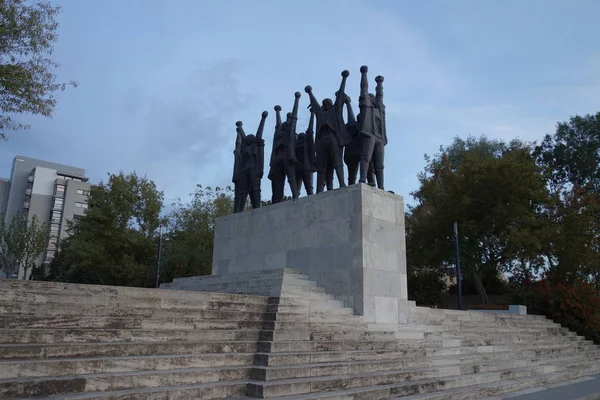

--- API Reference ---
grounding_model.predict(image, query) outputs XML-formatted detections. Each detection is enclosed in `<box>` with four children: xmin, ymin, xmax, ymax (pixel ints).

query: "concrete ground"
<box><xmin>484</xmin><ymin>375</ymin><xmax>600</xmax><ymax>400</ymax></box>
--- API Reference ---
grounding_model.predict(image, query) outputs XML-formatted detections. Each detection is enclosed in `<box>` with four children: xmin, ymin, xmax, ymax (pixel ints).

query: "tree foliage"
<box><xmin>534</xmin><ymin>112</ymin><xmax>600</xmax><ymax>292</ymax></box>
<box><xmin>160</xmin><ymin>185</ymin><xmax>234</xmax><ymax>283</ymax></box>
<box><xmin>408</xmin><ymin>136</ymin><xmax>550</xmax><ymax>304</ymax></box>
<box><xmin>0</xmin><ymin>211</ymin><xmax>47</xmax><ymax>279</ymax></box>
<box><xmin>0</xmin><ymin>0</ymin><xmax>77</xmax><ymax>140</ymax></box>
<box><xmin>535</xmin><ymin>112</ymin><xmax>600</xmax><ymax>194</ymax></box>
<box><xmin>46</xmin><ymin>172</ymin><xmax>165</xmax><ymax>287</ymax></box>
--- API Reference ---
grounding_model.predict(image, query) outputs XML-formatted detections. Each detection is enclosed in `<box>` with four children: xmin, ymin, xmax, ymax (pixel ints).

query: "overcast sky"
<box><xmin>1</xmin><ymin>0</ymin><xmax>599</xmax><ymax>206</ymax></box>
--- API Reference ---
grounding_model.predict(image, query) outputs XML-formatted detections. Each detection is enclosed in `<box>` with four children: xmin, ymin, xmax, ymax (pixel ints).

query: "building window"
<box><xmin>76</xmin><ymin>189</ymin><xmax>90</xmax><ymax>196</ymax></box>
<box><xmin>75</xmin><ymin>202</ymin><xmax>88</xmax><ymax>209</ymax></box>
<box><xmin>55</xmin><ymin>185</ymin><xmax>65</xmax><ymax>197</ymax></box>
<box><xmin>53</xmin><ymin>198</ymin><xmax>64</xmax><ymax>210</ymax></box>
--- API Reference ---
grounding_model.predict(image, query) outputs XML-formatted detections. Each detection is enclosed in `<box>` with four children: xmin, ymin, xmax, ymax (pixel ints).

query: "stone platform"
<box><xmin>2</xmin><ymin>275</ymin><xmax>600</xmax><ymax>399</ymax></box>
<box><xmin>211</xmin><ymin>184</ymin><xmax>408</xmax><ymax>324</ymax></box>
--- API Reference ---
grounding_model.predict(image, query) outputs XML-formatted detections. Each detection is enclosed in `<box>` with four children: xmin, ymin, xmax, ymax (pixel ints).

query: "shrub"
<box><xmin>516</xmin><ymin>279</ymin><xmax>600</xmax><ymax>344</ymax></box>
<box><xmin>407</xmin><ymin>270</ymin><xmax>448</xmax><ymax>306</ymax></box>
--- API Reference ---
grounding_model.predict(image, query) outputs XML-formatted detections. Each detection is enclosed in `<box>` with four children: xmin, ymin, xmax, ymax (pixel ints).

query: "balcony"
<box><xmin>25</xmin><ymin>188</ymin><xmax>32</xmax><ymax>196</ymax></box>
<box><xmin>23</xmin><ymin>201</ymin><xmax>30</xmax><ymax>209</ymax></box>
<box><xmin>27</xmin><ymin>175</ymin><xmax>34</xmax><ymax>183</ymax></box>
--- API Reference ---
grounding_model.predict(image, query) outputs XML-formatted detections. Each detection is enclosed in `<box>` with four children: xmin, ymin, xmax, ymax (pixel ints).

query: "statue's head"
<box><xmin>244</xmin><ymin>134</ymin><xmax>255</xmax><ymax>143</ymax></box>
<box><xmin>369</xmin><ymin>93</ymin><xmax>375</xmax><ymax>101</ymax></box>
<box><xmin>322</xmin><ymin>98</ymin><xmax>333</xmax><ymax>110</ymax></box>
<box><xmin>356</xmin><ymin>112</ymin><xmax>362</xmax><ymax>123</ymax></box>
<box><xmin>281</xmin><ymin>121</ymin><xmax>289</xmax><ymax>132</ymax></box>
<box><xmin>297</xmin><ymin>132</ymin><xmax>306</xmax><ymax>142</ymax></box>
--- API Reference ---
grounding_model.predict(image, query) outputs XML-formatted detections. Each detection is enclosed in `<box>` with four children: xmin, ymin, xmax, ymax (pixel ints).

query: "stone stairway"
<box><xmin>1</xmin><ymin>269</ymin><xmax>599</xmax><ymax>399</ymax></box>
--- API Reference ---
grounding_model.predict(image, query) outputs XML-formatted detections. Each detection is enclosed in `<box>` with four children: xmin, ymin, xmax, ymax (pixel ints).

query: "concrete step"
<box><xmin>260</xmin><ymin>329</ymin><xmax>397</xmax><ymax>342</ymax></box>
<box><xmin>0</xmin><ymin>279</ymin><xmax>268</xmax><ymax>302</ymax></box>
<box><xmin>256</xmin><ymin>341</ymin><xmax>598</xmax><ymax>366</ymax></box>
<box><xmin>0</xmin><ymin>365</ymin><xmax>252</xmax><ymax>398</ymax></box>
<box><xmin>257</xmin><ymin>337</ymin><xmax>589</xmax><ymax>356</ymax></box>
<box><xmin>0</xmin><ymin>341</ymin><xmax>258</xmax><ymax>360</ymax></box>
<box><xmin>0</xmin><ymin>353</ymin><xmax>255</xmax><ymax>379</ymax></box>
<box><xmin>395</xmin><ymin>364</ymin><xmax>600</xmax><ymax>399</ymax></box>
<box><xmin>0</xmin><ymin>302</ymin><xmax>272</xmax><ymax>320</ymax></box>
<box><xmin>247</xmin><ymin>361</ymin><xmax>600</xmax><ymax>399</ymax></box>
<box><xmin>13</xmin><ymin>380</ymin><xmax>249</xmax><ymax>399</ymax></box>
<box><xmin>0</xmin><ymin>316</ymin><xmax>267</xmax><ymax>330</ymax></box>
<box><xmin>0</xmin><ymin>328</ymin><xmax>261</xmax><ymax>344</ymax></box>
<box><xmin>251</xmin><ymin>353</ymin><xmax>600</xmax><ymax>381</ymax></box>
<box><xmin>0</xmin><ymin>293</ymin><xmax>271</xmax><ymax>313</ymax></box>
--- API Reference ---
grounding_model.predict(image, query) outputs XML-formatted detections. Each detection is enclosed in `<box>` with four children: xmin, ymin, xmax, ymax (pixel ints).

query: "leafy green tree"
<box><xmin>161</xmin><ymin>185</ymin><xmax>233</xmax><ymax>282</ymax></box>
<box><xmin>47</xmin><ymin>172</ymin><xmax>165</xmax><ymax>287</ymax></box>
<box><xmin>408</xmin><ymin>136</ymin><xmax>550</xmax><ymax>304</ymax></box>
<box><xmin>534</xmin><ymin>112</ymin><xmax>600</xmax><ymax>293</ymax></box>
<box><xmin>535</xmin><ymin>112</ymin><xmax>600</xmax><ymax>195</ymax></box>
<box><xmin>0</xmin><ymin>0</ymin><xmax>77</xmax><ymax>140</ymax></box>
<box><xmin>0</xmin><ymin>212</ymin><xmax>48</xmax><ymax>279</ymax></box>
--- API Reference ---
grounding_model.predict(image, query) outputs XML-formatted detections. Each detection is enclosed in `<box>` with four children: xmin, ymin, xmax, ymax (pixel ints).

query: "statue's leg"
<box><xmin>315</xmin><ymin>141</ymin><xmax>327</xmax><ymax>193</ymax></box>
<box><xmin>296</xmin><ymin>169</ymin><xmax>304</xmax><ymax>197</ymax></box>
<box><xmin>373</xmin><ymin>140</ymin><xmax>385</xmax><ymax>190</ymax></box>
<box><xmin>272</xmin><ymin>163</ymin><xmax>285</xmax><ymax>204</ymax></box>
<box><xmin>233</xmin><ymin>183</ymin><xmax>240</xmax><ymax>213</ymax></box>
<box><xmin>250</xmin><ymin>173</ymin><xmax>261</xmax><ymax>209</ymax></box>
<box><xmin>239</xmin><ymin>173</ymin><xmax>249</xmax><ymax>211</ymax></box>
<box><xmin>326</xmin><ymin>158</ymin><xmax>334</xmax><ymax>191</ymax></box>
<box><xmin>286</xmin><ymin>160</ymin><xmax>299</xmax><ymax>199</ymax></box>
<box><xmin>330</xmin><ymin>136</ymin><xmax>346</xmax><ymax>188</ymax></box>
<box><xmin>359</xmin><ymin>135</ymin><xmax>375</xmax><ymax>184</ymax></box>
<box><xmin>304</xmin><ymin>170</ymin><xmax>314</xmax><ymax>195</ymax></box>
<box><xmin>347</xmin><ymin>158</ymin><xmax>358</xmax><ymax>185</ymax></box>
<box><xmin>367</xmin><ymin>162</ymin><xmax>376</xmax><ymax>186</ymax></box>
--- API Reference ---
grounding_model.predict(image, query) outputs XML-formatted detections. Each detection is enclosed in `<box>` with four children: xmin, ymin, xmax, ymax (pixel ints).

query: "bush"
<box><xmin>516</xmin><ymin>279</ymin><xmax>600</xmax><ymax>344</ymax></box>
<box><xmin>407</xmin><ymin>270</ymin><xmax>448</xmax><ymax>306</ymax></box>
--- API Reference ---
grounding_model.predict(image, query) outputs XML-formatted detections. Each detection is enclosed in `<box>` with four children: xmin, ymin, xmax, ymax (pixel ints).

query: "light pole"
<box><xmin>155</xmin><ymin>225</ymin><xmax>163</xmax><ymax>289</ymax></box>
<box><xmin>453</xmin><ymin>221</ymin><xmax>463</xmax><ymax>310</ymax></box>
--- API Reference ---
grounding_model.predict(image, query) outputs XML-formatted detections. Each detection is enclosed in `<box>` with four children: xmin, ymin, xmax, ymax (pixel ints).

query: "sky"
<box><xmin>1</xmin><ymin>0</ymin><xmax>599</xmax><ymax>207</ymax></box>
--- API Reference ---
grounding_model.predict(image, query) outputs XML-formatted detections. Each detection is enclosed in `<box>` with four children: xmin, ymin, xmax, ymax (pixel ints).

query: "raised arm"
<box><xmin>335</xmin><ymin>70</ymin><xmax>350</xmax><ymax>105</ymax></box>
<box><xmin>235</xmin><ymin>121</ymin><xmax>246</xmax><ymax>141</ymax></box>
<box><xmin>304</xmin><ymin>85</ymin><xmax>321</xmax><ymax>113</ymax></box>
<box><xmin>256</xmin><ymin>111</ymin><xmax>268</xmax><ymax>140</ymax></box>
<box><xmin>274</xmin><ymin>105</ymin><xmax>282</xmax><ymax>129</ymax></box>
<box><xmin>291</xmin><ymin>92</ymin><xmax>301</xmax><ymax>120</ymax></box>
<box><xmin>360</xmin><ymin>65</ymin><xmax>369</xmax><ymax>97</ymax></box>
<box><xmin>375</xmin><ymin>75</ymin><xmax>384</xmax><ymax>106</ymax></box>
<box><xmin>344</xmin><ymin>95</ymin><xmax>356</xmax><ymax>123</ymax></box>
<box><xmin>306</xmin><ymin>109</ymin><xmax>315</xmax><ymax>134</ymax></box>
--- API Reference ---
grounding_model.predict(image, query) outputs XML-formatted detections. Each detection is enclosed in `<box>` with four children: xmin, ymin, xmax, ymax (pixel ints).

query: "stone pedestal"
<box><xmin>212</xmin><ymin>184</ymin><xmax>409</xmax><ymax>325</ymax></box>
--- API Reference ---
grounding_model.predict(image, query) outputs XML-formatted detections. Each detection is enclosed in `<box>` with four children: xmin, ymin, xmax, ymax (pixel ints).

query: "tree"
<box><xmin>0</xmin><ymin>212</ymin><xmax>47</xmax><ymax>279</ymax></box>
<box><xmin>47</xmin><ymin>171</ymin><xmax>165</xmax><ymax>287</ymax></box>
<box><xmin>161</xmin><ymin>185</ymin><xmax>233</xmax><ymax>282</ymax></box>
<box><xmin>408</xmin><ymin>136</ymin><xmax>550</xmax><ymax>304</ymax></box>
<box><xmin>534</xmin><ymin>112</ymin><xmax>600</xmax><ymax>195</ymax></box>
<box><xmin>534</xmin><ymin>112</ymin><xmax>600</xmax><ymax>293</ymax></box>
<box><xmin>0</xmin><ymin>0</ymin><xmax>77</xmax><ymax>140</ymax></box>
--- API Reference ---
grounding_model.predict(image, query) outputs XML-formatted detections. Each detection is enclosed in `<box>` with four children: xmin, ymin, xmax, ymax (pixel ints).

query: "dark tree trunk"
<box><xmin>472</xmin><ymin>268</ymin><xmax>489</xmax><ymax>305</ymax></box>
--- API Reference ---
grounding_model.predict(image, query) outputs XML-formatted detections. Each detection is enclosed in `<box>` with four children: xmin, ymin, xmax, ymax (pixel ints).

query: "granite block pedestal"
<box><xmin>210</xmin><ymin>183</ymin><xmax>409</xmax><ymax>325</ymax></box>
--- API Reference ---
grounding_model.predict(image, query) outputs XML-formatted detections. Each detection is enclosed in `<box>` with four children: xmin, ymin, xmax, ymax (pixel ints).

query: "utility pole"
<box><xmin>453</xmin><ymin>221</ymin><xmax>463</xmax><ymax>310</ymax></box>
<box><xmin>155</xmin><ymin>225</ymin><xmax>163</xmax><ymax>289</ymax></box>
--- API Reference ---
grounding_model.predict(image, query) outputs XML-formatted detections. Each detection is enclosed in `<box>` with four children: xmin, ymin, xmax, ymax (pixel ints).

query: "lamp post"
<box><xmin>453</xmin><ymin>221</ymin><xmax>463</xmax><ymax>310</ymax></box>
<box><xmin>155</xmin><ymin>225</ymin><xmax>163</xmax><ymax>289</ymax></box>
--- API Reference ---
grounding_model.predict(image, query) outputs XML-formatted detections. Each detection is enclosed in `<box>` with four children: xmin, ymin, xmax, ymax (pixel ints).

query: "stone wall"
<box><xmin>212</xmin><ymin>184</ymin><xmax>409</xmax><ymax>324</ymax></box>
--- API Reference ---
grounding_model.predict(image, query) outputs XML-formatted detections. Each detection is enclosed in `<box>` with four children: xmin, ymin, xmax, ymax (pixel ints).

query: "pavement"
<box><xmin>484</xmin><ymin>375</ymin><xmax>600</xmax><ymax>400</ymax></box>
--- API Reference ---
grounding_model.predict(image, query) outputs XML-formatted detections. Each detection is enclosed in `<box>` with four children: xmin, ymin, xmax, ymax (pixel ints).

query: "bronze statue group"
<box><xmin>232</xmin><ymin>65</ymin><xmax>387</xmax><ymax>213</ymax></box>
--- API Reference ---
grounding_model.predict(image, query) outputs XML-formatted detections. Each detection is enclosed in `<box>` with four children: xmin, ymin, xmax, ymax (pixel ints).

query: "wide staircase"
<box><xmin>1</xmin><ymin>269</ymin><xmax>599</xmax><ymax>399</ymax></box>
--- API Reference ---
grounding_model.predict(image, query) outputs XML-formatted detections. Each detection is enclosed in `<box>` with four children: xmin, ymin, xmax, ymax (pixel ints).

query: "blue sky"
<box><xmin>1</xmin><ymin>0</ymin><xmax>599</xmax><ymax>207</ymax></box>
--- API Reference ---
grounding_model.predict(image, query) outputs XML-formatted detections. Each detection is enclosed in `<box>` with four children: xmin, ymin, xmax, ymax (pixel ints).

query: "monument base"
<box><xmin>209</xmin><ymin>184</ymin><xmax>408</xmax><ymax>325</ymax></box>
